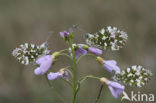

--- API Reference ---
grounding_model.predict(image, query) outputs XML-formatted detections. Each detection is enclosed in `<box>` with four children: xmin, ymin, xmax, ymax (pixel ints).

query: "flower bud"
<box><xmin>96</xmin><ymin>56</ymin><xmax>104</xmax><ymax>64</ymax></box>
<box><xmin>52</xmin><ymin>51</ymin><xmax>61</xmax><ymax>58</ymax></box>
<box><xmin>82</xmin><ymin>44</ymin><xmax>89</xmax><ymax>50</ymax></box>
<box><xmin>88</xmin><ymin>47</ymin><xmax>103</xmax><ymax>55</ymax></box>
<box><xmin>60</xmin><ymin>28</ymin><xmax>73</xmax><ymax>41</ymax></box>
<box><xmin>100</xmin><ymin>77</ymin><xmax>109</xmax><ymax>84</ymax></box>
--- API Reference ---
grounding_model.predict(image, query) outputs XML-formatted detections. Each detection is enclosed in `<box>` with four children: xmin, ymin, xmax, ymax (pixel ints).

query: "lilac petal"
<box><xmin>64</xmin><ymin>31</ymin><xmax>69</xmax><ymax>37</ymax></box>
<box><xmin>108</xmin><ymin>81</ymin><xmax>125</xmax><ymax>98</ymax></box>
<box><xmin>60</xmin><ymin>32</ymin><xmax>65</xmax><ymax>38</ymax></box>
<box><xmin>107</xmin><ymin>60</ymin><xmax>117</xmax><ymax>65</ymax></box>
<box><xmin>78</xmin><ymin>47</ymin><xmax>87</xmax><ymax>55</ymax></box>
<box><xmin>88</xmin><ymin>47</ymin><xmax>102</xmax><ymax>55</ymax></box>
<box><xmin>35</xmin><ymin>55</ymin><xmax>53</xmax><ymax>75</ymax></box>
<box><xmin>47</xmin><ymin>72</ymin><xmax>62</xmax><ymax>81</ymax></box>
<box><xmin>69</xmin><ymin>45</ymin><xmax>87</xmax><ymax>59</ymax></box>
<box><xmin>75</xmin><ymin>50</ymin><xmax>81</xmax><ymax>59</ymax></box>
<box><xmin>104</xmin><ymin>60</ymin><xmax>120</xmax><ymax>73</ymax></box>
<box><xmin>60</xmin><ymin>31</ymin><xmax>69</xmax><ymax>38</ymax></box>
<box><xmin>108</xmin><ymin>86</ymin><xmax>118</xmax><ymax>98</ymax></box>
<box><xmin>36</xmin><ymin>55</ymin><xmax>47</xmax><ymax>65</ymax></box>
<box><xmin>40</xmin><ymin>57</ymin><xmax>53</xmax><ymax>74</ymax></box>
<box><xmin>69</xmin><ymin>28</ymin><xmax>73</xmax><ymax>33</ymax></box>
<box><xmin>34</xmin><ymin>67</ymin><xmax>42</xmax><ymax>75</ymax></box>
<box><xmin>75</xmin><ymin>47</ymin><xmax>87</xmax><ymax>59</ymax></box>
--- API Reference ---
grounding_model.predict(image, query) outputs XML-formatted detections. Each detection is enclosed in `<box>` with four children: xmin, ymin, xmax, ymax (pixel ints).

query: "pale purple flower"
<box><xmin>108</xmin><ymin>81</ymin><xmax>125</xmax><ymax>98</ymax></box>
<box><xmin>48</xmin><ymin>71</ymin><xmax>68</xmax><ymax>81</ymax></box>
<box><xmin>60</xmin><ymin>31</ymin><xmax>69</xmax><ymax>38</ymax></box>
<box><xmin>69</xmin><ymin>44</ymin><xmax>87</xmax><ymax>59</ymax></box>
<box><xmin>75</xmin><ymin>47</ymin><xmax>87</xmax><ymax>59</ymax></box>
<box><xmin>34</xmin><ymin>55</ymin><xmax>53</xmax><ymax>75</ymax></box>
<box><xmin>88</xmin><ymin>47</ymin><xmax>103</xmax><ymax>55</ymax></box>
<box><xmin>69</xmin><ymin>28</ymin><xmax>73</xmax><ymax>33</ymax></box>
<box><xmin>103</xmin><ymin>60</ymin><xmax>120</xmax><ymax>73</ymax></box>
<box><xmin>60</xmin><ymin>28</ymin><xmax>73</xmax><ymax>38</ymax></box>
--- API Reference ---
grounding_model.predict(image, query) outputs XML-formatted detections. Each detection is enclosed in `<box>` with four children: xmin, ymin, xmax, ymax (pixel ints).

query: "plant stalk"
<box><xmin>69</xmin><ymin>42</ymin><xmax>77</xmax><ymax>103</ymax></box>
<box><xmin>94</xmin><ymin>84</ymin><xmax>104</xmax><ymax>103</ymax></box>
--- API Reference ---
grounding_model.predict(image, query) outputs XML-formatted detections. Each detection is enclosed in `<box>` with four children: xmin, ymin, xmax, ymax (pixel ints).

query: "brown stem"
<box><xmin>94</xmin><ymin>84</ymin><xmax>104</xmax><ymax>103</ymax></box>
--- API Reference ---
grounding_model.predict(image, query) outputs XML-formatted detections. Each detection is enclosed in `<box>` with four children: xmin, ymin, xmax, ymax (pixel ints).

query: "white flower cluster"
<box><xmin>12</xmin><ymin>42</ymin><xmax>50</xmax><ymax>65</ymax></box>
<box><xmin>86</xmin><ymin>26</ymin><xmax>128</xmax><ymax>50</ymax></box>
<box><xmin>114</xmin><ymin>65</ymin><xmax>152</xmax><ymax>88</ymax></box>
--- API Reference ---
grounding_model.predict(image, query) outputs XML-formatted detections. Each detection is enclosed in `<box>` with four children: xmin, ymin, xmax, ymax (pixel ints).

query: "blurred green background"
<box><xmin>0</xmin><ymin>0</ymin><xmax>156</xmax><ymax>103</ymax></box>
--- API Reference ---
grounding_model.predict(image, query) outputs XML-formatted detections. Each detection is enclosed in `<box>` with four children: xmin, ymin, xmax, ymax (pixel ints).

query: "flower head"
<box><xmin>69</xmin><ymin>44</ymin><xmax>102</xmax><ymax>59</ymax></box>
<box><xmin>85</xmin><ymin>26</ymin><xmax>128</xmax><ymax>50</ymax></box>
<box><xmin>100</xmin><ymin>77</ymin><xmax>125</xmax><ymax>98</ymax></box>
<box><xmin>69</xmin><ymin>44</ymin><xmax>87</xmax><ymax>59</ymax></box>
<box><xmin>48</xmin><ymin>69</ymin><xmax>68</xmax><ymax>81</ymax></box>
<box><xmin>114</xmin><ymin>65</ymin><xmax>152</xmax><ymax>87</ymax></box>
<box><xmin>75</xmin><ymin>47</ymin><xmax>87</xmax><ymax>59</ymax></box>
<box><xmin>60</xmin><ymin>28</ymin><xmax>73</xmax><ymax>39</ymax></box>
<box><xmin>97</xmin><ymin>57</ymin><xmax>120</xmax><ymax>73</ymax></box>
<box><xmin>60</xmin><ymin>31</ymin><xmax>70</xmax><ymax>38</ymax></box>
<box><xmin>12</xmin><ymin>42</ymin><xmax>50</xmax><ymax>65</ymax></box>
<box><xmin>108</xmin><ymin>81</ymin><xmax>125</xmax><ymax>98</ymax></box>
<box><xmin>34</xmin><ymin>55</ymin><xmax>53</xmax><ymax>75</ymax></box>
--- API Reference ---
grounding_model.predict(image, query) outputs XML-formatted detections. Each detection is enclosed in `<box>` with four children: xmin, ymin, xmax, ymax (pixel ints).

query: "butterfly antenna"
<box><xmin>45</xmin><ymin>31</ymin><xmax>54</xmax><ymax>43</ymax></box>
<box><xmin>72</xmin><ymin>25</ymin><xmax>87</xmax><ymax>33</ymax></box>
<box><xmin>72</xmin><ymin>25</ymin><xmax>88</xmax><ymax>38</ymax></box>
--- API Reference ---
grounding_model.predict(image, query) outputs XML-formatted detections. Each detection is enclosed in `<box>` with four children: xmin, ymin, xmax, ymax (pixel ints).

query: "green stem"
<box><xmin>68</xmin><ymin>42</ymin><xmax>77</xmax><ymax>103</ymax></box>
<box><xmin>59</xmin><ymin>49</ymin><xmax>69</xmax><ymax>53</ymax></box>
<box><xmin>78</xmin><ymin>75</ymin><xmax>100</xmax><ymax>85</ymax></box>
<box><xmin>75</xmin><ymin>75</ymin><xmax>100</xmax><ymax>97</ymax></box>
<box><xmin>45</xmin><ymin>74</ymin><xmax>53</xmax><ymax>88</ymax></box>
<box><xmin>62</xmin><ymin>78</ymin><xmax>73</xmax><ymax>87</ymax></box>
